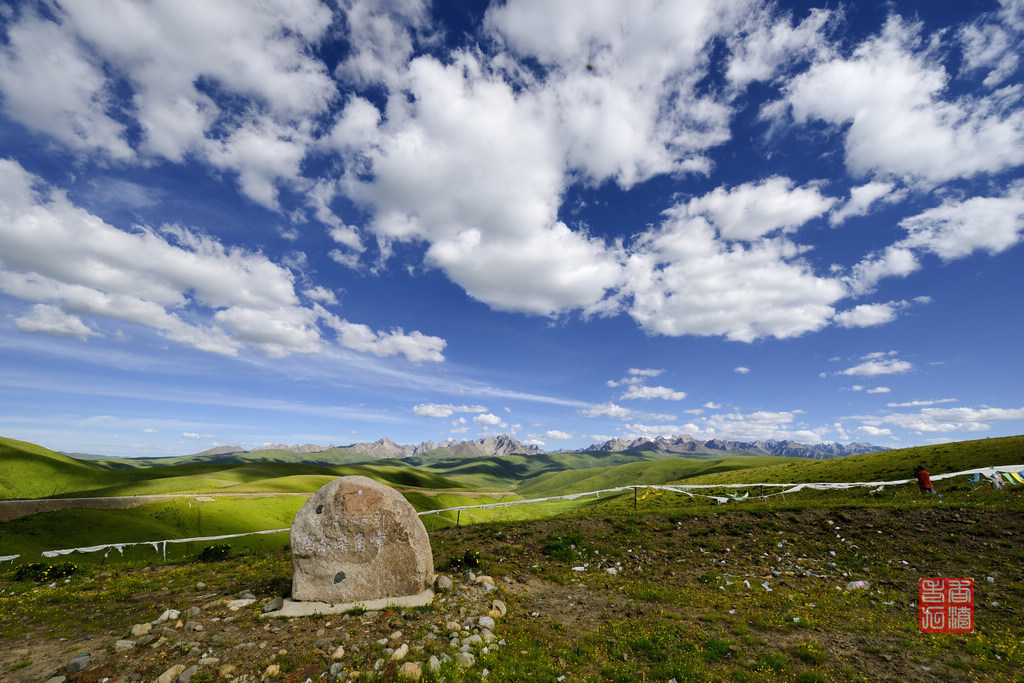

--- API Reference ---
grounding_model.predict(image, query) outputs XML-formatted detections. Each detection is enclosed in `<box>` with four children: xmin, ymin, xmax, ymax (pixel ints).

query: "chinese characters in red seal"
<box><xmin>919</xmin><ymin>578</ymin><xmax>974</xmax><ymax>633</ymax></box>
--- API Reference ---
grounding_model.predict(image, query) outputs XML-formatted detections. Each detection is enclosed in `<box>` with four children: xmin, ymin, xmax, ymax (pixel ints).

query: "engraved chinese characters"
<box><xmin>919</xmin><ymin>577</ymin><xmax>975</xmax><ymax>633</ymax></box>
<box><xmin>290</xmin><ymin>475</ymin><xmax>434</xmax><ymax>603</ymax></box>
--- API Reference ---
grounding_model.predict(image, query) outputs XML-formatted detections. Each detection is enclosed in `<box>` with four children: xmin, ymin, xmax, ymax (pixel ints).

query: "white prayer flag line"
<box><xmin>40</xmin><ymin>528</ymin><xmax>290</xmax><ymax>561</ymax></box>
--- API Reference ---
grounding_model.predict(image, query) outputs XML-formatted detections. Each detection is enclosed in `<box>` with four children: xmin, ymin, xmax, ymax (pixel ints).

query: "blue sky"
<box><xmin>1</xmin><ymin>0</ymin><xmax>1023</xmax><ymax>458</ymax></box>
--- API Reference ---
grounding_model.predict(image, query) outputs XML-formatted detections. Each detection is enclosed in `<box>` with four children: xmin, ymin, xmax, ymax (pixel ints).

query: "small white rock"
<box><xmin>390</xmin><ymin>643</ymin><xmax>409</xmax><ymax>661</ymax></box>
<box><xmin>130</xmin><ymin>623</ymin><xmax>152</xmax><ymax>637</ymax></box>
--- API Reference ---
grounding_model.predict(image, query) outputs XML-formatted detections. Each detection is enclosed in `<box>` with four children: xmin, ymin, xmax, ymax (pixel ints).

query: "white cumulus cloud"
<box><xmin>839</xmin><ymin>353</ymin><xmax>914</xmax><ymax>377</ymax></box>
<box><xmin>777</xmin><ymin>16</ymin><xmax>1024</xmax><ymax>183</ymax></box>
<box><xmin>872</xmin><ymin>406</ymin><xmax>1024</xmax><ymax>433</ymax></box>
<box><xmin>412</xmin><ymin>404</ymin><xmax>488</xmax><ymax>418</ymax></box>
<box><xmin>13</xmin><ymin>304</ymin><xmax>98</xmax><ymax>340</ymax></box>
<box><xmin>0</xmin><ymin>159</ymin><xmax>443</xmax><ymax>362</ymax></box>
<box><xmin>620</xmin><ymin>385</ymin><xmax>687</xmax><ymax>401</ymax></box>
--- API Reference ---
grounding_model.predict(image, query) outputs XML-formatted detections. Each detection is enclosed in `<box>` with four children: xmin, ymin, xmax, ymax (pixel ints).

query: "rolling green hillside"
<box><xmin>6</xmin><ymin>434</ymin><xmax>1023</xmax><ymax>502</ymax></box>
<box><xmin>516</xmin><ymin>455</ymin><xmax>807</xmax><ymax>498</ymax></box>
<box><xmin>0</xmin><ymin>437</ymin><xmax>107</xmax><ymax>499</ymax></box>
<box><xmin>0</xmin><ymin>496</ymin><xmax>302</xmax><ymax>557</ymax></box>
<box><xmin>404</xmin><ymin>450</ymin><xmax>687</xmax><ymax>490</ymax></box>
<box><xmin>88</xmin><ymin>446</ymin><xmax>386</xmax><ymax>470</ymax></box>
<box><xmin>0</xmin><ymin>446</ymin><xmax>470</xmax><ymax>499</ymax></box>
<box><xmin>2</xmin><ymin>434</ymin><xmax>1023</xmax><ymax>563</ymax></box>
<box><xmin>680</xmin><ymin>434</ymin><xmax>1024</xmax><ymax>486</ymax></box>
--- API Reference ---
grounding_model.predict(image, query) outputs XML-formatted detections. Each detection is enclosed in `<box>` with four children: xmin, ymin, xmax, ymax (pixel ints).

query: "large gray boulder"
<box><xmin>290</xmin><ymin>475</ymin><xmax>434</xmax><ymax>603</ymax></box>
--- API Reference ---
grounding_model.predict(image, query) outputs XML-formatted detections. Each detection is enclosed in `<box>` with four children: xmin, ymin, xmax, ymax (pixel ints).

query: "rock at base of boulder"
<box><xmin>262</xmin><ymin>596</ymin><xmax>285</xmax><ymax>613</ymax></box>
<box><xmin>290</xmin><ymin>475</ymin><xmax>434</xmax><ymax>604</ymax></box>
<box><xmin>261</xmin><ymin>588</ymin><xmax>435</xmax><ymax>618</ymax></box>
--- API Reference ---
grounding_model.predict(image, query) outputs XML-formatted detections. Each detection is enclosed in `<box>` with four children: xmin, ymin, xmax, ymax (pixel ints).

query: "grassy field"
<box><xmin>515</xmin><ymin>455</ymin><xmax>807</xmax><ymax>498</ymax></box>
<box><xmin>681</xmin><ymin>435</ymin><xmax>1024</xmax><ymax>487</ymax></box>
<box><xmin>2</xmin><ymin>485</ymin><xmax>1022</xmax><ymax>681</ymax></box>
<box><xmin>2</xmin><ymin>434</ymin><xmax>1024</xmax><ymax>680</ymax></box>
<box><xmin>0</xmin><ymin>437</ymin><xmax>107</xmax><ymax>499</ymax></box>
<box><xmin>3</xmin><ymin>434</ymin><xmax>1024</xmax><ymax>560</ymax></box>
<box><xmin>0</xmin><ymin>436</ymin><xmax>471</xmax><ymax>499</ymax></box>
<box><xmin>443</xmin><ymin>488</ymin><xmax>1024</xmax><ymax>682</ymax></box>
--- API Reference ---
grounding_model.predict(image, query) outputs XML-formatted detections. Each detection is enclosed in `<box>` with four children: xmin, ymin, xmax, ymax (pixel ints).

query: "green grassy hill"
<box><xmin>0</xmin><ymin>437</ymin><xmax>108</xmax><ymax>499</ymax></box>
<box><xmin>515</xmin><ymin>454</ymin><xmax>806</xmax><ymax>497</ymax></box>
<box><xmin>2</xmin><ymin>433</ymin><xmax>1023</xmax><ymax>565</ymax></box>
<box><xmin>0</xmin><ymin>496</ymin><xmax>302</xmax><ymax>557</ymax></box>
<box><xmin>0</xmin><ymin>441</ymin><xmax>474</xmax><ymax>499</ymax></box>
<box><xmin>679</xmin><ymin>434</ymin><xmax>1024</xmax><ymax>486</ymax></box>
<box><xmin>88</xmin><ymin>446</ymin><xmax>389</xmax><ymax>470</ymax></box>
<box><xmin>7</xmin><ymin>434</ymin><xmax>1023</xmax><ymax>501</ymax></box>
<box><xmin>404</xmin><ymin>450</ymin><xmax>687</xmax><ymax>491</ymax></box>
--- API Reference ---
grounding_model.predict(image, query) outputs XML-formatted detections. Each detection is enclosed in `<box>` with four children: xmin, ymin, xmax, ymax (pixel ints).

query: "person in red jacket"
<box><xmin>914</xmin><ymin>466</ymin><xmax>935</xmax><ymax>494</ymax></box>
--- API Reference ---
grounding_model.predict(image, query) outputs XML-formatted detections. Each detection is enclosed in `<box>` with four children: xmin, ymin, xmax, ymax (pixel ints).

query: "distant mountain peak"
<box><xmin>581</xmin><ymin>434</ymin><xmax>886</xmax><ymax>459</ymax></box>
<box><xmin>192</xmin><ymin>433</ymin><xmax>879</xmax><ymax>464</ymax></box>
<box><xmin>196</xmin><ymin>445</ymin><xmax>247</xmax><ymax>457</ymax></box>
<box><xmin>252</xmin><ymin>443</ymin><xmax>331</xmax><ymax>454</ymax></box>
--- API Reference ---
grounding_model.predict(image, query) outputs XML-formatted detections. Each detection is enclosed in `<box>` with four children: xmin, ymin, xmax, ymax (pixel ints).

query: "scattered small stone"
<box><xmin>156</xmin><ymin>664</ymin><xmax>185</xmax><ymax>683</ymax></box>
<box><xmin>262</xmin><ymin>596</ymin><xmax>284</xmax><ymax>613</ymax></box>
<box><xmin>115</xmin><ymin>639</ymin><xmax>137</xmax><ymax>653</ymax></box>
<box><xmin>67</xmin><ymin>653</ymin><xmax>91</xmax><ymax>674</ymax></box>
<box><xmin>154</xmin><ymin>609</ymin><xmax>181</xmax><ymax>624</ymax></box>
<box><xmin>25</xmin><ymin>553</ymin><xmax>504</xmax><ymax>682</ymax></box>
<box><xmin>398</xmin><ymin>661</ymin><xmax>422</xmax><ymax>681</ymax></box>
<box><xmin>131</xmin><ymin>623</ymin><xmax>153</xmax><ymax>637</ymax></box>
<box><xmin>174</xmin><ymin>664</ymin><xmax>199</xmax><ymax>682</ymax></box>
